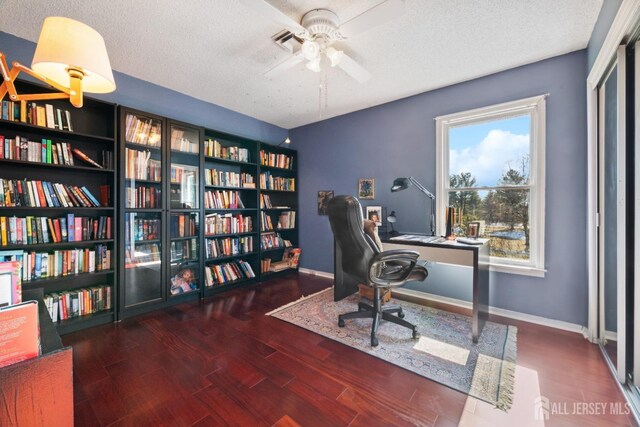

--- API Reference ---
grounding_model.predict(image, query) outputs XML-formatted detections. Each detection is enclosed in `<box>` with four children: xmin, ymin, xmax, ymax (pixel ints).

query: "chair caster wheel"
<box><xmin>398</xmin><ymin>311</ymin><xmax>405</xmax><ymax>319</ymax></box>
<box><xmin>338</xmin><ymin>318</ymin><xmax>345</xmax><ymax>327</ymax></box>
<box><xmin>371</xmin><ymin>337</ymin><xmax>379</xmax><ymax>347</ymax></box>
<box><xmin>412</xmin><ymin>329</ymin><xmax>420</xmax><ymax>340</ymax></box>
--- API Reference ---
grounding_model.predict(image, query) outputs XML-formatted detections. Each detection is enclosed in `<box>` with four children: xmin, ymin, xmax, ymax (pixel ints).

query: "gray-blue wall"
<box><xmin>587</xmin><ymin>0</ymin><xmax>623</xmax><ymax>71</ymax></box>
<box><xmin>290</xmin><ymin>50</ymin><xmax>588</xmax><ymax>325</ymax></box>
<box><xmin>0</xmin><ymin>32</ymin><xmax>288</xmax><ymax>143</ymax></box>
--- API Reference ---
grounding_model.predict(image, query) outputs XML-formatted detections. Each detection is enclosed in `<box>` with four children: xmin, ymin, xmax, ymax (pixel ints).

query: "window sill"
<box><xmin>489</xmin><ymin>263</ymin><xmax>546</xmax><ymax>278</ymax></box>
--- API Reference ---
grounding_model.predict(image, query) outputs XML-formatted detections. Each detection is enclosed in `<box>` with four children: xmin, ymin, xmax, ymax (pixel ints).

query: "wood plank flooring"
<box><xmin>63</xmin><ymin>273</ymin><xmax>637</xmax><ymax>426</ymax></box>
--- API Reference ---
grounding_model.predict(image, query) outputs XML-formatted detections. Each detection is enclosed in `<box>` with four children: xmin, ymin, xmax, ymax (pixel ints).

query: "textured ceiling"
<box><xmin>0</xmin><ymin>0</ymin><xmax>602</xmax><ymax>129</ymax></box>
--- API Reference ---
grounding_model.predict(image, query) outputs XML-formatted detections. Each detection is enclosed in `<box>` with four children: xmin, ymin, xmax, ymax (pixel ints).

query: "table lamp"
<box><xmin>391</xmin><ymin>177</ymin><xmax>436</xmax><ymax>236</ymax></box>
<box><xmin>0</xmin><ymin>17</ymin><xmax>116</xmax><ymax>108</ymax></box>
<box><xmin>387</xmin><ymin>211</ymin><xmax>398</xmax><ymax>236</ymax></box>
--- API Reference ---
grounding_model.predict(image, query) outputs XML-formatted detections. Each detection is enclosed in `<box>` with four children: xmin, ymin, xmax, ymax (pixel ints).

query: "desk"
<box><xmin>334</xmin><ymin>235</ymin><xmax>490</xmax><ymax>343</ymax></box>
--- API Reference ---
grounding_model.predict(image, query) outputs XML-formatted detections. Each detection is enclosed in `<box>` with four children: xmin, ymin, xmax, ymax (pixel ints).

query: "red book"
<box><xmin>53</xmin><ymin>219</ymin><xmax>62</xmax><ymax>244</ymax></box>
<box><xmin>35</xmin><ymin>181</ymin><xmax>47</xmax><ymax>207</ymax></box>
<box><xmin>74</xmin><ymin>218</ymin><xmax>82</xmax><ymax>242</ymax></box>
<box><xmin>0</xmin><ymin>301</ymin><xmax>39</xmax><ymax>369</ymax></box>
<box><xmin>106</xmin><ymin>217</ymin><xmax>112</xmax><ymax>239</ymax></box>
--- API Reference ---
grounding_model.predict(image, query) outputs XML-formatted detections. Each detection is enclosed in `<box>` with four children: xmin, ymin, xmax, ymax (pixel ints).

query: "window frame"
<box><xmin>435</xmin><ymin>95</ymin><xmax>547</xmax><ymax>277</ymax></box>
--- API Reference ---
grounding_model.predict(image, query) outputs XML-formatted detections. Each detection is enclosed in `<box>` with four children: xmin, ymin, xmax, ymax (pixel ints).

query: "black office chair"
<box><xmin>327</xmin><ymin>195</ymin><xmax>428</xmax><ymax>346</ymax></box>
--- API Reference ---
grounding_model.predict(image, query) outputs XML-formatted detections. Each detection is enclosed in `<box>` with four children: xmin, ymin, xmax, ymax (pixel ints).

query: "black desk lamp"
<box><xmin>391</xmin><ymin>177</ymin><xmax>436</xmax><ymax>236</ymax></box>
<box><xmin>387</xmin><ymin>211</ymin><xmax>398</xmax><ymax>236</ymax></box>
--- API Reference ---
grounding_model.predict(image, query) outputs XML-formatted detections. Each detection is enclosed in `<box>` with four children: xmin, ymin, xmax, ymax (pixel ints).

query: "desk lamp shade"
<box><xmin>391</xmin><ymin>177</ymin><xmax>410</xmax><ymax>192</ymax></box>
<box><xmin>32</xmin><ymin>17</ymin><xmax>116</xmax><ymax>103</ymax></box>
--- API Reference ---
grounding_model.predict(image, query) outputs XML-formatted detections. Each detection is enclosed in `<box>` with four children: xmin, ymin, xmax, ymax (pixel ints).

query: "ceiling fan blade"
<box><xmin>265</xmin><ymin>52</ymin><xmax>304</xmax><ymax>78</ymax></box>
<box><xmin>336</xmin><ymin>53</ymin><xmax>372</xmax><ymax>83</ymax></box>
<box><xmin>338</xmin><ymin>0</ymin><xmax>404</xmax><ymax>39</ymax></box>
<box><xmin>239</xmin><ymin>0</ymin><xmax>308</xmax><ymax>36</ymax></box>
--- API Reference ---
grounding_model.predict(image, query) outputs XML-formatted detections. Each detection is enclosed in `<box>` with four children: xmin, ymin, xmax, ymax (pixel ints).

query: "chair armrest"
<box><xmin>368</xmin><ymin>249</ymin><xmax>420</xmax><ymax>287</ymax></box>
<box><xmin>372</xmin><ymin>249</ymin><xmax>420</xmax><ymax>263</ymax></box>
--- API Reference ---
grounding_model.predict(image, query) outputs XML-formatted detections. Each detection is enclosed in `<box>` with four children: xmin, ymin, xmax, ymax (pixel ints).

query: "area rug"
<box><xmin>267</xmin><ymin>287</ymin><xmax>517</xmax><ymax>410</ymax></box>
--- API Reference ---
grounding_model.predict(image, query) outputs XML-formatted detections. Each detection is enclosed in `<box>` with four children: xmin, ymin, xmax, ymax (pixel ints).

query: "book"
<box><xmin>283</xmin><ymin>248</ymin><xmax>301</xmax><ymax>268</ymax></box>
<box><xmin>72</xmin><ymin>148</ymin><xmax>104</xmax><ymax>168</ymax></box>
<box><xmin>0</xmin><ymin>260</ymin><xmax>22</xmax><ymax>307</ymax></box>
<box><xmin>0</xmin><ymin>300</ymin><xmax>40</xmax><ymax>368</ymax></box>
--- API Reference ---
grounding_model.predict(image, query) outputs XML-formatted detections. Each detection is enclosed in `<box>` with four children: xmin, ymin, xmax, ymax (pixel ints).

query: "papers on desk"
<box><xmin>389</xmin><ymin>234</ymin><xmax>442</xmax><ymax>244</ymax></box>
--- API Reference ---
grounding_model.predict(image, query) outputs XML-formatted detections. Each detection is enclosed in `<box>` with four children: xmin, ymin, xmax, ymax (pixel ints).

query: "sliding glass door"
<box><xmin>598</xmin><ymin>45</ymin><xmax>629</xmax><ymax>383</ymax></box>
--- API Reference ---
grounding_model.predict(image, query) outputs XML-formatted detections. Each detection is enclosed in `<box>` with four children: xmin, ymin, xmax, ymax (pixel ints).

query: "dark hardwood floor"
<box><xmin>63</xmin><ymin>273</ymin><xmax>637</xmax><ymax>426</ymax></box>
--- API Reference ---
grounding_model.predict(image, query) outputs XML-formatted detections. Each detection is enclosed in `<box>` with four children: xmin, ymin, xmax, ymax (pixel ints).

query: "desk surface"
<box><xmin>384</xmin><ymin>234</ymin><xmax>489</xmax><ymax>251</ymax></box>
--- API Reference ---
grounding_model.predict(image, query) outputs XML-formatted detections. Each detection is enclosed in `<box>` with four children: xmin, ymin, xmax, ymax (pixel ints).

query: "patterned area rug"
<box><xmin>268</xmin><ymin>287</ymin><xmax>517</xmax><ymax>410</ymax></box>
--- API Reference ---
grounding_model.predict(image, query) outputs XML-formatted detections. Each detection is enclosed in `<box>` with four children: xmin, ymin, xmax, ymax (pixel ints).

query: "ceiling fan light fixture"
<box><xmin>306</xmin><ymin>57</ymin><xmax>321</xmax><ymax>72</ymax></box>
<box><xmin>325</xmin><ymin>46</ymin><xmax>344</xmax><ymax>67</ymax></box>
<box><xmin>301</xmin><ymin>40</ymin><xmax>320</xmax><ymax>60</ymax></box>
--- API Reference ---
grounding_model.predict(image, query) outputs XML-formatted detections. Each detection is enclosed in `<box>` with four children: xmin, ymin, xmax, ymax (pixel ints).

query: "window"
<box><xmin>435</xmin><ymin>95</ymin><xmax>546</xmax><ymax>276</ymax></box>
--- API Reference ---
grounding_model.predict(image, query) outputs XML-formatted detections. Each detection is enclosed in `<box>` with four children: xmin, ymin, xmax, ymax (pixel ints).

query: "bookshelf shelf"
<box><xmin>0</xmin><ymin>239</ymin><xmax>114</xmax><ymax>251</ymax></box>
<box><xmin>0</xmin><ymin>206</ymin><xmax>113</xmax><ymax>212</ymax></box>
<box><xmin>204</xmin><ymin>231</ymin><xmax>257</xmax><ymax>238</ymax></box>
<box><xmin>204</xmin><ymin>251</ymin><xmax>258</xmax><ymax>262</ymax></box>
<box><xmin>0</xmin><ymin>79</ymin><xmax>117</xmax><ymax>335</ymax></box>
<box><xmin>0</xmin><ymin>158</ymin><xmax>114</xmax><ymax>173</ymax></box>
<box><xmin>0</xmin><ymin>118</ymin><xmax>115</xmax><ymax>143</ymax></box>
<box><xmin>259</xmin><ymin>165</ymin><xmax>295</xmax><ymax>172</ymax></box>
<box><xmin>170</xmin><ymin>235</ymin><xmax>198</xmax><ymax>241</ymax></box>
<box><xmin>125</xmin><ymin>208</ymin><xmax>163</xmax><ymax>213</ymax></box>
<box><xmin>124</xmin><ymin>141</ymin><xmax>161</xmax><ymax>152</ymax></box>
<box><xmin>124</xmin><ymin>178</ymin><xmax>161</xmax><ymax>184</ymax></box>
<box><xmin>205</xmin><ymin>208</ymin><xmax>256</xmax><ymax>212</ymax></box>
<box><xmin>23</xmin><ymin>269</ymin><xmax>114</xmax><ymax>287</ymax></box>
<box><xmin>204</xmin><ymin>156</ymin><xmax>257</xmax><ymax>166</ymax></box>
<box><xmin>204</xmin><ymin>185</ymin><xmax>257</xmax><ymax>191</ymax></box>
<box><xmin>260</xmin><ymin>189</ymin><xmax>296</xmax><ymax>193</ymax></box>
<box><xmin>55</xmin><ymin>310</ymin><xmax>115</xmax><ymax>335</ymax></box>
<box><xmin>128</xmin><ymin>238</ymin><xmax>161</xmax><ymax>244</ymax></box>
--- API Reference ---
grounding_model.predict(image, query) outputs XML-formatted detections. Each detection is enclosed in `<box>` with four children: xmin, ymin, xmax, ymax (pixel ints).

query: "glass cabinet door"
<box><xmin>169</xmin><ymin>123</ymin><xmax>200</xmax><ymax>295</ymax></box>
<box><xmin>123</xmin><ymin>112</ymin><xmax>163</xmax><ymax>307</ymax></box>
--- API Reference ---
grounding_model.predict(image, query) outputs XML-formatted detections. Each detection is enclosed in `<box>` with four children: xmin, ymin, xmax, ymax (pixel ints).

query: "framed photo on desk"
<box><xmin>365</xmin><ymin>206</ymin><xmax>382</xmax><ymax>226</ymax></box>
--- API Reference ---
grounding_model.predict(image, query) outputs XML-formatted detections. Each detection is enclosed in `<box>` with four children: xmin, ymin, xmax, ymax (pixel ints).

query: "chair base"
<box><xmin>338</xmin><ymin>288</ymin><xmax>419</xmax><ymax>347</ymax></box>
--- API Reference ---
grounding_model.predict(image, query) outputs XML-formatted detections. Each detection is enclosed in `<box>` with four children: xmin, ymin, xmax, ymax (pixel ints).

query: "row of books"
<box><xmin>1</xmin><ymin>136</ymin><xmax>72</xmax><ymax>165</ymax></box>
<box><xmin>204</xmin><ymin>139</ymin><xmax>251</xmax><ymax>163</ymax></box>
<box><xmin>44</xmin><ymin>285</ymin><xmax>112</xmax><ymax>323</ymax></box>
<box><xmin>259</xmin><ymin>150</ymin><xmax>293</xmax><ymax>169</ymax></box>
<box><xmin>204</xmin><ymin>213</ymin><xmax>252</xmax><ymax>235</ymax></box>
<box><xmin>170</xmin><ymin>128</ymin><xmax>199</xmax><ymax>154</ymax></box>
<box><xmin>260</xmin><ymin>211</ymin><xmax>274</xmax><ymax>231</ymax></box>
<box><xmin>125</xmin><ymin>218</ymin><xmax>160</xmax><ymax>242</ymax></box>
<box><xmin>125</xmin><ymin>148</ymin><xmax>161</xmax><ymax>181</ymax></box>
<box><xmin>260</xmin><ymin>232</ymin><xmax>284</xmax><ymax>250</ymax></box>
<box><xmin>170</xmin><ymin>214</ymin><xmax>198</xmax><ymax>238</ymax></box>
<box><xmin>125</xmin><ymin>186</ymin><xmax>161</xmax><ymax>209</ymax></box>
<box><xmin>276</xmin><ymin>211</ymin><xmax>296</xmax><ymax>230</ymax></box>
<box><xmin>261</xmin><ymin>258</ymin><xmax>273</xmax><ymax>273</ymax></box>
<box><xmin>170</xmin><ymin>239</ymin><xmax>197</xmax><ymax>263</ymax></box>
<box><xmin>170</xmin><ymin>164</ymin><xmax>198</xmax><ymax>184</ymax></box>
<box><xmin>0</xmin><ymin>179</ymin><xmax>101</xmax><ymax>208</ymax></box>
<box><xmin>1</xmin><ymin>100</ymin><xmax>74</xmax><ymax>132</ymax></box>
<box><xmin>204</xmin><ymin>260</ymin><xmax>256</xmax><ymax>287</ymax></box>
<box><xmin>205</xmin><ymin>236</ymin><xmax>254</xmax><ymax>259</ymax></box>
<box><xmin>205</xmin><ymin>169</ymin><xmax>255</xmax><ymax>188</ymax></box>
<box><xmin>204</xmin><ymin>190</ymin><xmax>246</xmax><ymax>209</ymax></box>
<box><xmin>125</xmin><ymin>114</ymin><xmax>161</xmax><ymax>147</ymax></box>
<box><xmin>0</xmin><ymin>245</ymin><xmax>112</xmax><ymax>282</ymax></box>
<box><xmin>0</xmin><ymin>215</ymin><xmax>111</xmax><ymax>246</ymax></box>
<box><xmin>125</xmin><ymin>243</ymin><xmax>160</xmax><ymax>266</ymax></box>
<box><xmin>259</xmin><ymin>173</ymin><xmax>295</xmax><ymax>191</ymax></box>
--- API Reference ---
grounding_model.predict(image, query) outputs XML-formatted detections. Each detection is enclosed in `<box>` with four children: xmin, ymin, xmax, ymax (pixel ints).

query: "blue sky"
<box><xmin>449</xmin><ymin>115</ymin><xmax>530</xmax><ymax>187</ymax></box>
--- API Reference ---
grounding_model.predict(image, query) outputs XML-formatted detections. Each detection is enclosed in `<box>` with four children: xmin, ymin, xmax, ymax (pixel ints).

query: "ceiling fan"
<box><xmin>241</xmin><ymin>0</ymin><xmax>405</xmax><ymax>83</ymax></box>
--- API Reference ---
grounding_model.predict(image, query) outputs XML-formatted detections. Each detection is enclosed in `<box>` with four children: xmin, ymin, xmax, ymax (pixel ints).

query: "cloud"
<box><xmin>450</xmin><ymin>130</ymin><xmax>529</xmax><ymax>186</ymax></box>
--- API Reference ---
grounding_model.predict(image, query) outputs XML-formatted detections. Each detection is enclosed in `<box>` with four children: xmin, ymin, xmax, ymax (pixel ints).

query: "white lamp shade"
<box><xmin>32</xmin><ymin>17</ymin><xmax>116</xmax><ymax>94</ymax></box>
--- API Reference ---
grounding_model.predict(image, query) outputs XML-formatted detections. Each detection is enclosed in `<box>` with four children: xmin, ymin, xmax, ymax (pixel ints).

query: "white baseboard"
<box><xmin>298</xmin><ymin>268</ymin><xmax>335</xmax><ymax>280</ymax></box>
<box><xmin>297</xmin><ymin>269</ymin><xmax>586</xmax><ymax>335</ymax></box>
